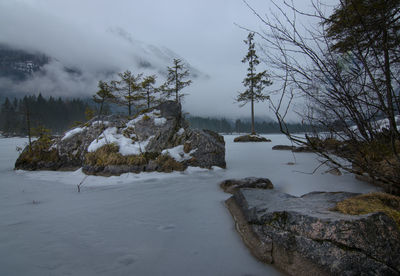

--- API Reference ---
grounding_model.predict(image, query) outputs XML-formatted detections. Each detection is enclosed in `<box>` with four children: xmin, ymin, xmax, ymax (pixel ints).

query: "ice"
<box><xmin>0</xmin><ymin>135</ymin><xmax>381</xmax><ymax>276</ymax></box>
<box><xmin>61</xmin><ymin>127</ymin><xmax>86</xmax><ymax>141</ymax></box>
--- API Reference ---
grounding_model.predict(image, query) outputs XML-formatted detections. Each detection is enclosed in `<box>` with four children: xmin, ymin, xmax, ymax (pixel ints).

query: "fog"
<box><xmin>0</xmin><ymin>0</ymin><xmax>317</xmax><ymax>119</ymax></box>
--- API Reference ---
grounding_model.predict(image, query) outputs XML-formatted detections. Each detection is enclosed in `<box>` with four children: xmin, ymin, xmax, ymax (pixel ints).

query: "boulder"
<box><xmin>220</xmin><ymin>177</ymin><xmax>273</xmax><ymax>194</ymax></box>
<box><xmin>15</xmin><ymin>101</ymin><xmax>226</xmax><ymax>175</ymax></box>
<box><xmin>225</xmin><ymin>189</ymin><xmax>400</xmax><ymax>276</ymax></box>
<box><xmin>272</xmin><ymin>145</ymin><xmax>296</xmax><ymax>151</ymax></box>
<box><xmin>234</xmin><ymin>134</ymin><xmax>271</xmax><ymax>143</ymax></box>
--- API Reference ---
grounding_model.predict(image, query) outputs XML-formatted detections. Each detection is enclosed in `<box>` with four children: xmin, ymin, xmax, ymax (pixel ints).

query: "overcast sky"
<box><xmin>0</xmin><ymin>0</ymin><xmax>323</xmax><ymax>120</ymax></box>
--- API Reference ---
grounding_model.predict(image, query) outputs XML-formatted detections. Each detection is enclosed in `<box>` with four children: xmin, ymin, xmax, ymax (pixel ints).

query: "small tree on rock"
<box><xmin>113</xmin><ymin>70</ymin><xmax>143</xmax><ymax>116</ymax></box>
<box><xmin>93</xmin><ymin>80</ymin><xmax>115</xmax><ymax>116</ymax></box>
<box><xmin>162</xmin><ymin>59</ymin><xmax>192</xmax><ymax>103</ymax></box>
<box><xmin>237</xmin><ymin>32</ymin><xmax>272</xmax><ymax>135</ymax></box>
<box><xmin>141</xmin><ymin>74</ymin><xmax>158</xmax><ymax>109</ymax></box>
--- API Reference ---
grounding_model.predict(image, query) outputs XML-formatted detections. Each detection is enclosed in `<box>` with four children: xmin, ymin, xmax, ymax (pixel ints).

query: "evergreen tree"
<box><xmin>93</xmin><ymin>80</ymin><xmax>115</xmax><ymax>116</ymax></box>
<box><xmin>113</xmin><ymin>70</ymin><xmax>143</xmax><ymax>116</ymax></box>
<box><xmin>141</xmin><ymin>75</ymin><xmax>158</xmax><ymax>109</ymax></box>
<box><xmin>236</xmin><ymin>32</ymin><xmax>272</xmax><ymax>135</ymax></box>
<box><xmin>325</xmin><ymin>0</ymin><xmax>400</xmax><ymax>135</ymax></box>
<box><xmin>0</xmin><ymin>98</ymin><xmax>16</xmax><ymax>134</ymax></box>
<box><xmin>162</xmin><ymin>59</ymin><xmax>192</xmax><ymax>103</ymax></box>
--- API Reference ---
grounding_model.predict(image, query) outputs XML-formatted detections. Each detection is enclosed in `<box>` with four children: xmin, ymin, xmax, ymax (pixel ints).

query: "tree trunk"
<box><xmin>383</xmin><ymin>27</ymin><xmax>398</xmax><ymax>137</ymax></box>
<box><xmin>175</xmin><ymin>67</ymin><xmax>179</xmax><ymax>103</ymax></box>
<box><xmin>251</xmin><ymin>94</ymin><xmax>255</xmax><ymax>135</ymax></box>
<box><xmin>25</xmin><ymin>102</ymin><xmax>32</xmax><ymax>152</ymax></box>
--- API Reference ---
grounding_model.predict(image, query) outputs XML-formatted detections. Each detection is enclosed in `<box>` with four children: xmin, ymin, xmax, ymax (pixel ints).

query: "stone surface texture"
<box><xmin>225</xmin><ymin>188</ymin><xmax>400</xmax><ymax>276</ymax></box>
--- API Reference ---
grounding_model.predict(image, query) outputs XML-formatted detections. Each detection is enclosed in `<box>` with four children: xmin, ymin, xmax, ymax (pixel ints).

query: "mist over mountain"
<box><xmin>0</xmin><ymin>27</ymin><xmax>206</xmax><ymax>99</ymax></box>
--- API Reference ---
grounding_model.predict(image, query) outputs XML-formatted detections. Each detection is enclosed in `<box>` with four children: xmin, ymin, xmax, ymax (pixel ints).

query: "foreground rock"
<box><xmin>234</xmin><ymin>134</ymin><xmax>271</xmax><ymax>143</ymax></box>
<box><xmin>15</xmin><ymin>101</ymin><xmax>226</xmax><ymax>175</ymax></box>
<box><xmin>225</xmin><ymin>188</ymin><xmax>400</xmax><ymax>275</ymax></box>
<box><xmin>220</xmin><ymin>177</ymin><xmax>273</xmax><ymax>194</ymax></box>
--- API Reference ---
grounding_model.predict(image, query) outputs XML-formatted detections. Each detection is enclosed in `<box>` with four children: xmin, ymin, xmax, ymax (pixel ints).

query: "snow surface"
<box><xmin>87</xmin><ymin>127</ymin><xmax>152</xmax><ymax>156</ymax></box>
<box><xmin>61</xmin><ymin>127</ymin><xmax>86</xmax><ymax>141</ymax></box>
<box><xmin>0</xmin><ymin>135</ymin><xmax>380</xmax><ymax>276</ymax></box>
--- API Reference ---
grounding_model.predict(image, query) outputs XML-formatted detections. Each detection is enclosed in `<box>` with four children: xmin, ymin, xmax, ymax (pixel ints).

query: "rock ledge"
<box><xmin>225</xmin><ymin>187</ymin><xmax>400</xmax><ymax>276</ymax></box>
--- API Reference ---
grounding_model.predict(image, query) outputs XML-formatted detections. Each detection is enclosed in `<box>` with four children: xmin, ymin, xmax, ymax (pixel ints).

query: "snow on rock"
<box><xmin>91</xmin><ymin>120</ymin><xmax>110</xmax><ymax>126</ymax></box>
<box><xmin>154</xmin><ymin>117</ymin><xmax>167</xmax><ymax>126</ymax></box>
<box><xmin>61</xmin><ymin>127</ymin><xmax>86</xmax><ymax>141</ymax></box>
<box><xmin>162</xmin><ymin>145</ymin><xmax>193</xmax><ymax>162</ymax></box>
<box><xmin>88</xmin><ymin>127</ymin><xmax>152</xmax><ymax>156</ymax></box>
<box><xmin>126</xmin><ymin>109</ymin><xmax>163</xmax><ymax>127</ymax></box>
<box><xmin>177</xmin><ymin>128</ymin><xmax>185</xmax><ymax>136</ymax></box>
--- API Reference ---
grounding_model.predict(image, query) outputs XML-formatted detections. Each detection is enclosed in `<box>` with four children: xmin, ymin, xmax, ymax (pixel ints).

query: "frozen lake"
<box><xmin>0</xmin><ymin>135</ymin><xmax>379</xmax><ymax>275</ymax></box>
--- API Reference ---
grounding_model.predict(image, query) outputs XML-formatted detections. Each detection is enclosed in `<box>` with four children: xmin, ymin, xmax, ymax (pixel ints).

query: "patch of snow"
<box><xmin>91</xmin><ymin>120</ymin><xmax>110</xmax><ymax>126</ymax></box>
<box><xmin>161</xmin><ymin>145</ymin><xmax>192</xmax><ymax>162</ymax></box>
<box><xmin>350</xmin><ymin>115</ymin><xmax>400</xmax><ymax>133</ymax></box>
<box><xmin>177</xmin><ymin>128</ymin><xmax>185</xmax><ymax>136</ymax></box>
<box><xmin>154</xmin><ymin>117</ymin><xmax>167</xmax><ymax>126</ymax></box>
<box><xmin>126</xmin><ymin>109</ymin><xmax>163</xmax><ymax>127</ymax></box>
<box><xmin>61</xmin><ymin>127</ymin><xmax>86</xmax><ymax>141</ymax></box>
<box><xmin>88</xmin><ymin>127</ymin><xmax>153</xmax><ymax>156</ymax></box>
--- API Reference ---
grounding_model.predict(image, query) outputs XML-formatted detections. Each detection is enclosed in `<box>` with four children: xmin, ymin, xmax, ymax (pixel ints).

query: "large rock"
<box><xmin>220</xmin><ymin>177</ymin><xmax>273</xmax><ymax>194</ymax></box>
<box><xmin>225</xmin><ymin>188</ymin><xmax>400</xmax><ymax>276</ymax></box>
<box><xmin>15</xmin><ymin>101</ymin><xmax>226</xmax><ymax>175</ymax></box>
<box><xmin>234</xmin><ymin>134</ymin><xmax>271</xmax><ymax>143</ymax></box>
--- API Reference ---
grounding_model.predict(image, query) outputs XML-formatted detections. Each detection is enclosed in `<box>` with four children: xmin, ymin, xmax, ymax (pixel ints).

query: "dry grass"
<box><xmin>85</xmin><ymin>143</ymin><xmax>149</xmax><ymax>167</ymax></box>
<box><xmin>155</xmin><ymin>154</ymin><xmax>185</xmax><ymax>172</ymax></box>
<box><xmin>334</xmin><ymin>192</ymin><xmax>400</xmax><ymax>228</ymax></box>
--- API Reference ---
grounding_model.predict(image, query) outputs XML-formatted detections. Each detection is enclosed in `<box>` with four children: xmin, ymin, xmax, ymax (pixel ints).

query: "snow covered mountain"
<box><xmin>0</xmin><ymin>29</ymin><xmax>206</xmax><ymax>98</ymax></box>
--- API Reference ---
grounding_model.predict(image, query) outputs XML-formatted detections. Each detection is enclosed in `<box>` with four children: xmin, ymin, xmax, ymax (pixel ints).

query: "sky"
<box><xmin>0</xmin><ymin>0</ymin><xmax>320</xmax><ymax>120</ymax></box>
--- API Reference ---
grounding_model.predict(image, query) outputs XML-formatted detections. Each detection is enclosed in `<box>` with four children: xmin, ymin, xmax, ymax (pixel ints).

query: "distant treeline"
<box><xmin>0</xmin><ymin>94</ymin><xmax>310</xmax><ymax>136</ymax></box>
<box><xmin>0</xmin><ymin>94</ymin><xmax>89</xmax><ymax>136</ymax></box>
<box><xmin>186</xmin><ymin>116</ymin><xmax>310</xmax><ymax>134</ymax></box>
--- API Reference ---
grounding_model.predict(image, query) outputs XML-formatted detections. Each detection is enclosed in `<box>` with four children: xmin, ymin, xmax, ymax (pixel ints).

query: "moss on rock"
<box><xmin>333</xmin><ymin>192</ymin><xmax>400</xmax><ymax>228</ymax></box>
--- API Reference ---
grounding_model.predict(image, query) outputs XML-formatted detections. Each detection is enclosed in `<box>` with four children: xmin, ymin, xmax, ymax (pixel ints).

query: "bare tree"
<box><xmin>244</xmin><ymin>0</ymin><xmax>400</xmax><ymax>194</ymax></box>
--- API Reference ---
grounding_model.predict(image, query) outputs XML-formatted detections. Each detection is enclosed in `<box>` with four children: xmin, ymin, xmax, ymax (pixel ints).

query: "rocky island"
<box><xmin>15</xmin><ymin>101</ymin><xmax>226</xmax><ymax>175</ymax></box>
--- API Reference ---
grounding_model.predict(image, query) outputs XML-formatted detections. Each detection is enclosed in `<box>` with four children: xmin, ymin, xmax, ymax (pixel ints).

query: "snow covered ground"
<box><xmin>0</xmin><ymin>135</ymin><xmax>380</xmax><ymax>276</ymax></box>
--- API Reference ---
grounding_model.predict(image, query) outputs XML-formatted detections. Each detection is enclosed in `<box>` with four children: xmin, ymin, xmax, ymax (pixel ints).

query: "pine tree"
<box><xmin>141</xmin><ymin>75</ymin><xmax>158</xmax><ymax>109</ymax></box>
<box><xmin>237</xmin><ymin>32</ymin><xmax>272</xmax><ymax>135</ymax></box>
<box><xmin>93</xmin><ymin>80</ymin><xmax>115</xmax><ymax>116</ymax></box>
<box><xmin>325</xmin><ymin>0</ymin><xmax>400</xmax><ymax>135</ymax></box>
<box><xmin>113</xmin><ymin>70</ymin><xmax>143</xmax><ymax>116</ymax></box>
<box><xmin>0</xmin><ymin>98</ymin><xmax>16</xmax><ymax>134</ymax></box>
<box><xmin>162</xmin><ymin>59</ymin><xmax>192</xmax><ymax>103</ymax></box>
